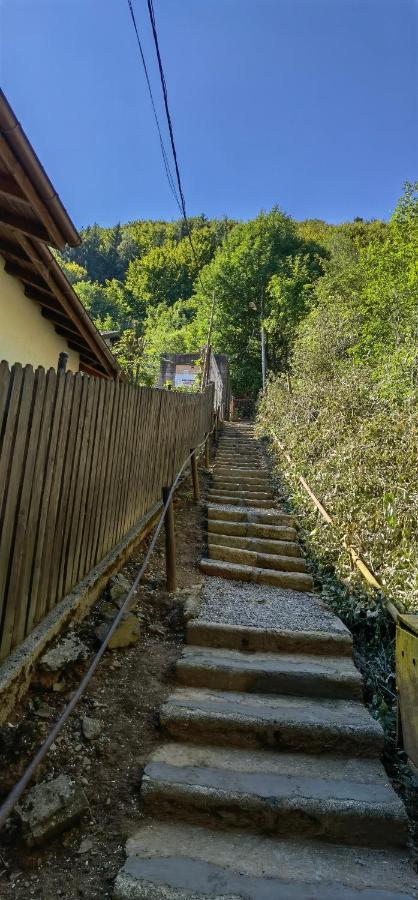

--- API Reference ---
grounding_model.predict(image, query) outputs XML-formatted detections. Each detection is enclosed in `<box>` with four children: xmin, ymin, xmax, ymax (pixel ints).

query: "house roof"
<box><xmin>0</xmin><ymin>90</ymin><xmax>121</xmax><ymax>379</ymax></box>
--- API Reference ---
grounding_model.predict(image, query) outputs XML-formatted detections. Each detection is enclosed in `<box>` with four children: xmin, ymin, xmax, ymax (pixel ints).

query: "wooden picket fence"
<box><xmin>0</xmin><ymin>362</ymin><xmax>215</xmax><ymax>661</ymax></box>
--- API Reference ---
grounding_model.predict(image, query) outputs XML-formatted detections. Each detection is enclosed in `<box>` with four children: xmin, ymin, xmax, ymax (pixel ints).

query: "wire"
<box><xmin>145</xmin><ymin>0</ymin><xmax>206</xmax><ymax>290</ymax></box>
<box><xmin>126</xmin><ymin>0</ymin><xmax>182</xmax><ymax>213</ymax></box>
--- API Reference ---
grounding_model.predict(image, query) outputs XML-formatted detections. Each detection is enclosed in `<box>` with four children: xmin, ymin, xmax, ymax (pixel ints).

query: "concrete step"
<box><xmin>187</xmin><ymin>619</ymin><xmax>354</xmax><ymax>657</ymax></box>
<box><xmin>207</xmin><ymin>532</ymin><xmax>302</xmax><ymax>556</ymax></box>
<box><xmin>114</xmin><ymin>822</ymin><xmax>418</xmax><ymax>900</ymax></box>
<box><xmin>208</xmin><ymin>494</ymin><xmax>275</xmax><ymax>509</ymax></box>
<box><xmin>207</xmin><ymin>505</ymin><xmax>294</xmax><ymax>526</ymax></box>
<box><xmin>207</xmin><ymin>516</ymin><xmax>298</xmax><ymax>542</ymax></box>
<box><xmin>207</xmin><ymin>543</ymin><xmax>308</xmax><ymax>574</ymax></box>
<box><xmin>141</xmin><ymin>743</ymin><xmax>407</xmax><ymax>848</ymax></box>
<box><xmin>176</xmin><ymin>645</ymin><xmax>362</xmax><ymax>699</ymax></box>
<box><xmin>208</xmin><ymin>488</ymin><xmax>274</xmax><ymax>502</ymax></box>
<box><xmin>200</xmin><ymin>557</ymin><xmax>314</xmax><ymax>592</ymax></box>
<box><xmin>161</xmin><ymin>687</ymin><xmax>383</xmax><ymax>756</ymax></box>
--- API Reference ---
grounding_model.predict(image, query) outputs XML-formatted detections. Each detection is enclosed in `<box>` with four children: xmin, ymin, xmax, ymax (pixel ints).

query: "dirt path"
<box><xmin>0</xmin><ymin>476</ymin><xmax>206</xmax><ymax>900</ymax></box>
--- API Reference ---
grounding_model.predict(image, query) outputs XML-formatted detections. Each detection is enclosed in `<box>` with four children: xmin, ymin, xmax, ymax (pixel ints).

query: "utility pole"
<box><xmin>202</xmin><ymin>290</ymin><xmax>216</xmax><ymax>390</ymax></box>
<box><xmin>260</xmin><ymin>288</ymin><xmax>267</xmax><ymax>391</ymax></box>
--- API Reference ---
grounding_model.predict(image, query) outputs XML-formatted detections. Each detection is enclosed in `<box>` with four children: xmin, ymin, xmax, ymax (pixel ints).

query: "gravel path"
<box><xmin>199</xmin><ymin>577</ymin><xmax>349</xmax><ymax>634</ymax></box>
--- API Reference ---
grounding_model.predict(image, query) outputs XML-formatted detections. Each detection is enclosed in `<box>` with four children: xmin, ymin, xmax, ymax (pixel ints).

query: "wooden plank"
<box><xmin>63</xmin><ymin>378</ymin><xmax>95</xmax><ymax>596</ymax></box>
<box><xmin>89</xmin><ymin>379</ymin><xmax>116</xmax><ymax>569</ymax></box>
<box><xmin>0</xmin><ymin>364</ymin><xmax>24</xmax><ymax>652</ymax></box>
<box><xmin>0</xmin><ymin>366</ymin><xmax>37</xmax><ymax>658</ymax></box>
<box><xmin>142</xmin><ymin>389</ymin><xmax>159</xmax><ymax>516</ymax></box>
<box><xmin>27</xmin><ymin>371</ymin><xmax>66</xmax><ymax>627</ymax></box>
<box><xmin>21</xmin><ymin>370</ymin><xmax>58</xmax><ymax>635</ymax></box>
<box><xmin>33</xmin><ymin>372</ymin><xmax>75</xmax><ymax>624</ymax></box>
<box><xmin>0</xmin><ymin>360</ymin><xmax>11</xmax><ymax>447</ymax></box>
<box><xmin>0</xmin><ymin>174</ymin><xmax>27</xmax><ymax>201</ymax></box>
<box><xmin>95</xmin><ymin>381</ymin><xmax>122</xmax><ymax>563</ymax></box>
<box><xmin>128</xmin><ymin>388</ymin><xmax>150</xmax><ymax>528</ymax></box>
<box><xmin>45</xmin><ymin>372</ymin><xmax>84</xmax><ymax>613</ymax></box>
<box><xmin>116</xmin><ymin>383</ymin><xmax>137</xmax><ymax>544</ymax></box>
<box><xmin>71</xmin><ymin>376</ymin><xmax>100</xmax><ymax>586</ymax></box>
<box><xmin>111</xmin><ymin>383</ymin><xmax>133</xmax><ymax>547</ymax></box>
<box><xmin>79</xmin><ymin>378</ymin><xmax>107</xmax><ymax>579</ymax></box>
<box><xmin>6</xmin><ymin>367</ymin><xmax>47</xmax><ymax>647</ymax></box>
<box><xmin>0</xmin><ymin>209</ymin><xmax>51</xmax><ymax>244</ymax></box>
<box><xmin>123</xmin><ymin>384</ymin><xmax>143</xmax><ymax>534</ymax></box>
<box><xmin>100</xmin><ymin>381</ymin><xmax>126</xmax><ymax>557</ymax></box>
<box><xmin>60</xmin><ymin>375</ymin><xmax>90</xmax><ymax>597</ymax></box>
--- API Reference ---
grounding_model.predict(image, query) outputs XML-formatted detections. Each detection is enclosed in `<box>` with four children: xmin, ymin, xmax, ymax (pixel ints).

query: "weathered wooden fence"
<box><xmin>0</xmin><ymin>362</ymin><xmax>214</xmax><ymax>661</ymax></box>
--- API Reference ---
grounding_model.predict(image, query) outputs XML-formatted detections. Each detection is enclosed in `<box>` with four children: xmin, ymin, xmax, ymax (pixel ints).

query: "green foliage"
<box><xmin>189</xmin><ymin>208</ymin><xmax>323</xmax><ymax>395</ymax></box>
<box><xmin>258</xmin><ymin>184</ymin><xmax>418</xmax><ymax>612</ymax></box>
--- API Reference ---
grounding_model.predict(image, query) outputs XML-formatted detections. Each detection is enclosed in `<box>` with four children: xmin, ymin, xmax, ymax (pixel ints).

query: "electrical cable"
<box><xmin>144</xmin><ymin>0</ymin><xmax>206</xmax><ymax>290</ymax></box>
<box><xmin>126</xmin><ymin>0</ymin><xmax>182</xmax><ymax>213</ymax></box>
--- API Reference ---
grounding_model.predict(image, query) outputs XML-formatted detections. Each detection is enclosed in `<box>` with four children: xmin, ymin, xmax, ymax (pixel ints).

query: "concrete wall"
<box><xmin>0</xmin><ymin>257</ymin><xmax>79</xmax><ymax>372</ymax></box>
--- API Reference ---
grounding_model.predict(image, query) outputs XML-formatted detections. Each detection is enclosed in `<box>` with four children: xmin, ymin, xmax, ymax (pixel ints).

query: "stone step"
<box><xmin>176</xmin><ymin>645</ymin><xmax>362</xmax><ymax>699</ymax></box>
<box><xmin>215</xmin><ymin>453</ymin><xmax>263</xmax><ymax>461</ymax></box>
<box><xmin>141</xmin><ymin>744</ymin><xmax>407</xmax><ymax>848</ymax></box>
<box><xmin>187</xmin><ymin>619</ymin><xmax>354</xmax><ymax>657</ymax></box>
<box><xmin>207</xmin><ymin>517</ymin><xmax>298</xmax><ymax>542</ymax></box>
<box><xmin>214</xmin><ymin>459</ymin><xmax>264</xmax><ymax>468</ymax></box>
<box><xmin>207</xmin><ymin>543</ymin><xmax>307</xmax><ymax>573</ymax></box>
<box><xmin>207</xmin><ymin>532</ymin><xmax>302</xmax><ymax>556</ymax></box>
<box><xmin>207</xmin><ymin>505</ymin><xmax>294</xmax><ymax>526</ymax></box>
<box><xmin>214</xmin><ymin>466</ymin><xmax>268</xmax><ymax>477</ymax></box>
<box><xmin>200</xmin><ymin>558</ymin><xmax>314</xmax><ymax>592</ymax></box>
<box><xmin>208</xmin><ymin>494</ymin><xmax>275</xmax><ymax>509</ymax></box>
<box><xmin>114</xmin><ymin>822</ymin><xmax>418</xmax><ymax>900</ymax></box>
<box><xmin>212</xmin><ymin>476</ymin><xmax>271</xmax><ymax>488</ymax></box>
<box><xmin>208</xmin><ymin>488</ymin><xmax>273</xmax><ymax>502</ymax></box>
<box><xmin>161</xmin><ymin>687</ymin><xmax>383</xmax><ymax>756</ymax></box>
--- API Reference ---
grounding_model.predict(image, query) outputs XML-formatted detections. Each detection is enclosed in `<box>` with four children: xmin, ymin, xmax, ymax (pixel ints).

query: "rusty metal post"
<box><xmin>204</xmin><ymin>435</ymin><xmax>210</xmax><ymax>468</ymax></box>
<box><xmin>162</xmin><ymin>486</ymin><xmax>177</xmax><ymax>592</ymax></box>
<box><xmin>190</xmin><ymin>449</ymin><xmax>200</xmax><ymax>502</ymax></box>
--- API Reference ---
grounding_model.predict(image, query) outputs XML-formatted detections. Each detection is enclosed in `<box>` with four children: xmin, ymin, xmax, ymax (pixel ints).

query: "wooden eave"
<box><xmin>0</xmin><ymin>90</ymin><xmax>122</xmax><ymax>380</ymax></box>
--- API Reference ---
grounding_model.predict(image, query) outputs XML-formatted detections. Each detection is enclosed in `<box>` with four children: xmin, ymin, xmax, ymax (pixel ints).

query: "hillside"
<box><xmin>58</xmin><ymin>184</ymin><xmax>417</xmax><ymax>612</ymax></box>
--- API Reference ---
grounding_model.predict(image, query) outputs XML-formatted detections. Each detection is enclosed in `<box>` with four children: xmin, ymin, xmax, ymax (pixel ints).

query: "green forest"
<box><xmin>58</xmin><ymin>183</ymin><xmax>418</xmax><ymax>611</ymax></box>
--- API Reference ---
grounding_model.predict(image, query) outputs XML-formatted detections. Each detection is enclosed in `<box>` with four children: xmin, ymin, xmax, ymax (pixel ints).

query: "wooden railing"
<box><xmin>0</xmin><ymin>361</ymin><xmax>214</xmax><ymax>660</ymax></box>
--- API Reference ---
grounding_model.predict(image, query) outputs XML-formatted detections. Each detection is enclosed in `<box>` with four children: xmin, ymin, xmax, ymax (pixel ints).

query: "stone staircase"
<box><xmin>114</xmin><ymin>423</ymin><xmax>416</xmax><ymax>900</ymax></box>
<box><xmin>201</xmin><ymin>428</ymin><xmax>314</xmax><ymax>592</ymax></box>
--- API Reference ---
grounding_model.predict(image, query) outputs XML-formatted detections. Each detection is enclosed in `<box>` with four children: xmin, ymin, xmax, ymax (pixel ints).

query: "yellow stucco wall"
<box><xmin>0</xmin><ymin>257</ymin><xmax>80</xmax><ymax>372</ymax></box>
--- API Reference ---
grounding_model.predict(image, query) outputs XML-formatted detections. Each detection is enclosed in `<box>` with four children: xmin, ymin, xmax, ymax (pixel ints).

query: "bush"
<box><xmin>258</xmin><ymin>367</ymin><xmax>418</xmax><ymax>612</ymax></box>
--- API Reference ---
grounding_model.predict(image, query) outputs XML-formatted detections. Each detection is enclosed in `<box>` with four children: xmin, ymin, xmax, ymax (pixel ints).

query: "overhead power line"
<box><xmin>126</xmin><ymin>0</ymin><xmax>182</xmax><ymax>214</ymax></box>
<box><xmin>144</xmin><ymin>0</ymin><xmax>206</xmax><ymax>288</ymax></box>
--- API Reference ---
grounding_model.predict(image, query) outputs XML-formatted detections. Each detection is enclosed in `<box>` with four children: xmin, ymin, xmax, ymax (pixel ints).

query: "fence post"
<box><xmin>204</xmin><ymin>435</ymin><xmax>210</xmax><ymax>468</ymax></box>
<box><xmin>162</xmin><ymin>486</ymin><xmax>177</xmax><ymax>592</ymax></box>
<box><xmin>190</xmin><ymin>449</ymin><xmax>200</xmax><ymax>502</ymax></box>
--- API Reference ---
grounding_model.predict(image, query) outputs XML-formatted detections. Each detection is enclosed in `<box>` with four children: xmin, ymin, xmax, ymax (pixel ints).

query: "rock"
<box><xmin>78</xmin><ymin>837</ymin><xmax>94</xmax><ymax>854</ymax></box>
<box><xmin>109</xmin><ymin>573</ymin><xmax>132</xmax><ymax>601</ymax></box>
<box><xmin>40</xmin><ymin>635</ymin><xmax>89</xmax><ymax>673</ymax></box>
<box><xmin>82</xmin><ymin>716</ymin><xmax>101</xmax><ymax>741</ymax></box>
<box><xmin>96</xmin><ymin>614</ymin><xmax>141</xmax><ymax>649</ymax></box>
<box><xmin>184</xmin><ymin>594</ymin><xmax>201</xmax><ymax>621</ymax></box>
<box><xmin>99</xmin><ymin>601</ymin><xmax>120</xmax><ymax>622</ymax></box>
<box><xmin>33</xmin><ymin>704</ymin><xmax>54</xmax><ymax>720</ymax></box>
<box><xmin>16</xmin><ymin>775</ymin><xmax>88</xmax><ymax>846</ymax></box>
<box><xmin>148</xmin><ymin>623</ymin><xmax>165</xmax><ymax>637</ymax></box>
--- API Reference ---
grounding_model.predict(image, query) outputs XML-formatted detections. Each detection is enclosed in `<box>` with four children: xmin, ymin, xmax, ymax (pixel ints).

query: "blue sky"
<box><xmin>1</xmin><ymin>0</ymin><xmax>417</xmax><ymax>227</ymax></box>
